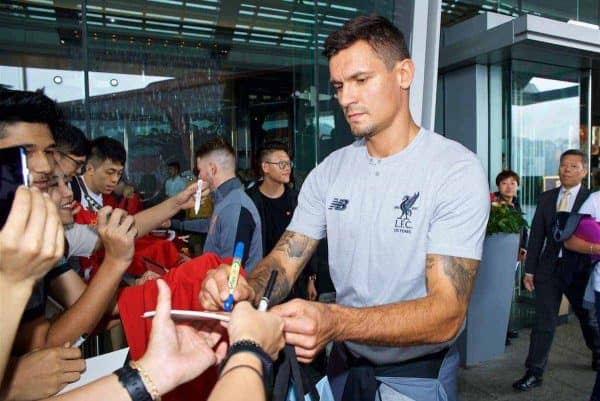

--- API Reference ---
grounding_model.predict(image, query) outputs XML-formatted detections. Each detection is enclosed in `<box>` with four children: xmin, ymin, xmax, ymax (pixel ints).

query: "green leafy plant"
<box><xmin>486</xmin><ymin>202</ymin><xmax>529</xmax><ymax>235</ymax></box>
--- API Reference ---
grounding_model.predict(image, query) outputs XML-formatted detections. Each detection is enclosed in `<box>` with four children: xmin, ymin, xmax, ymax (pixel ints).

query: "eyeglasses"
<box><xmin>55</xmin><ymin>150</ymin><xmax>86</xmax><ymax>175</ymax></box>
<box><xmin>265</xmin><ymin>160</ymin><xmax>294</xmax><ymax>169</ymax></box>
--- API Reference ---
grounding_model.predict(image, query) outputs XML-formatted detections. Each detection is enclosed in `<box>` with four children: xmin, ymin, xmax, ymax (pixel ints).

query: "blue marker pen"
<box><xmin>223</xmin><ymin>242</ymin><xmax>245</xmax><ymax>312</ymax></box>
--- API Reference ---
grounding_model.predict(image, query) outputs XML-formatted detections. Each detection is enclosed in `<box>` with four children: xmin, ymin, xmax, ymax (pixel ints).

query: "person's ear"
<box><xmin>209</xmin><ymin>161</ymin><xmax>217</xmax><ymax>177</ymax></box>
<box><xmin>85</xmin><ymin>163</ymin><xmax>94</xmax><ymax>174</ymax></box>
<box><xmin>394</xmin><ymin>58</ymin><xmax>415</xmax><ymax>90</ymax></box>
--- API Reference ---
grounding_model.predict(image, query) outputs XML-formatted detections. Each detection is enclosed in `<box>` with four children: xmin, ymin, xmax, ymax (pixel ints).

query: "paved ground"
<box><xmin>459</xmin><ymin>318</ymin><xmax>595</xmax><ymax>400</ymax></box>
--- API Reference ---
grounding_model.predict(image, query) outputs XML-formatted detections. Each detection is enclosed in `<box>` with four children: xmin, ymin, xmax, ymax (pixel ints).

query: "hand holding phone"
<box><xmin>96</xmin><ymin>207</ymin><xmax>137</xmax><ymax>269</ymax></box>
<box><xmin>0</xmin><ymin>186</ymin><xmax>64</xmax><ymax>286</ymax></box>
<box><xmin>0</xmin><ymin>146</ymin><xmax>30</xmax><ymax>229</ymax></box>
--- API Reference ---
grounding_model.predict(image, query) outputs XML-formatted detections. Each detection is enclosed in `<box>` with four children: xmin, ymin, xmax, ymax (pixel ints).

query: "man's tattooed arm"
<box><xmin>426</xmin><ymin>254</ymin><xmax>479</xmax><ymax>305</ymax></box>
<box><xmin>307</xmin><ymin>253</ymin><xmax>481</xmax><ymax>346</ymax></box>
<box><xmin>247</xmin><ymin>230</ymin><xmax>319</xmax><ymax>306</ymax></box>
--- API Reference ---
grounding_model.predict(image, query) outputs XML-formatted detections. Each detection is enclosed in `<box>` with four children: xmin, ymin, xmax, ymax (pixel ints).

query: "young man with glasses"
<box><xmin>53</xmin><ymin>122</ymin><xmax>89</xmax><ymax>177</ymax></box>
<box><xmin>247</xmin><ymin>141</ymin><xmax>317</xmax><ymax>301</ymax></box>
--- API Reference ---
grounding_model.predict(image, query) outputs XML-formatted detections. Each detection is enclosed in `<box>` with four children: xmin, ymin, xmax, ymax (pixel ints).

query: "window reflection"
<box><xmin>0</xmin><ymin>0</ymin><xmax>408</xmax><ymax>201</ymax></box>
<box><xmin>510</xmin><ymin>60</ymin><xmax>583</xmax><ymax>222</ymax></box>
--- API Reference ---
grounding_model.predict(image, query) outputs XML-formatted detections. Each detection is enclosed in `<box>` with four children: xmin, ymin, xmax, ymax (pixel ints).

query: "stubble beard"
<box><xmin>345</xmin><ymin>108</ymin><xmax>377</xmax><ymax>139</ymax></box>
<box><xmin>350</xmin><ymin>122</ymin><xmax>377</xmax><ymax>139</ymax></box>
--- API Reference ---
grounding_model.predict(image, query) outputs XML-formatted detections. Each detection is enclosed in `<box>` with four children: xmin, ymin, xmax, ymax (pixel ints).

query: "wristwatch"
<box><xmin>308</xmin><ymin>274</ymin><xmax>317</xmax><ymax>282</ymax></box>
<box><xmin>114</xmin><ymin>364</ymin><xmax>153</xmax><ymax>401</ymax></box>
<box><xmin>220</xmin><ymin>340</ymin><xmax>273</xmax><ymax>395</ymax></box>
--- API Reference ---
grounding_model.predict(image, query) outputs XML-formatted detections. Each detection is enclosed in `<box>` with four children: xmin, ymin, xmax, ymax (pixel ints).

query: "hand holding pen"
<box><xmin>226</xmin><ymin>302</ymin><xmax>285</xmax><ymax>360</ymax></box>
<box><xmin>198</xmin><ymin>255</ymin><xmax>255</xmax><ymax>311</ymax></box>
<box><xmin>223</xmin><ymin>242</ymin><xmax>245</xmax><ymax>312</ymax></box>
<box><xmin>258</xmin><ymin>271</ymin><xmax>278</xmax><ymax>312</ymax></box>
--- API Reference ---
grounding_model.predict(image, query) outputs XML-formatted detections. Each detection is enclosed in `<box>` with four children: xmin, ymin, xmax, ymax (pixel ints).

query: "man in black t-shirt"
<box><xmin>247</xmin><ymin>141</ymin><xmax>317</xmax><ymax>300</ymax></box>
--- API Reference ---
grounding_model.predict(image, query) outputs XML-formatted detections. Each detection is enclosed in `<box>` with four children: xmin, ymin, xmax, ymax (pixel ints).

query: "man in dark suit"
<box><xmin>513</xmin><ymin>149</ymin><xmax>600</xmax><ymax>391</ymax></box>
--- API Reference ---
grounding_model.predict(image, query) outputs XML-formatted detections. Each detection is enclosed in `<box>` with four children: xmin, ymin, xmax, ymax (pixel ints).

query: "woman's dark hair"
<box><xmin>323</xmin><ymin>14</ymin><xmax>410</xmax><ymax>69</ymax></box>
<box><xmin>495</xmin><ymin>170</ymin><xmax>520</xmax><ymax>187</ymax></box>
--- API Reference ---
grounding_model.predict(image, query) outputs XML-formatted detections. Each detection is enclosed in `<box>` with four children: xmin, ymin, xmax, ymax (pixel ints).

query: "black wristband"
<box><xmin>114</xmin><ymin>364</ymin><xmax>153</xmax><ymax>401</ymax></box>
<box><xmin>220</xmin><ymin>340</ymin><xmax>274</xmax><ymax>397</ymax></box>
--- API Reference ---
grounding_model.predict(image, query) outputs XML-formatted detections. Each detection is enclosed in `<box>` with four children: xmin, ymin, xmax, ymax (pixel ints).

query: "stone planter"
<box><xmin>458</xmin><ymin>233</ymin><xmax>520</xmax><ymax>367</ymax></box>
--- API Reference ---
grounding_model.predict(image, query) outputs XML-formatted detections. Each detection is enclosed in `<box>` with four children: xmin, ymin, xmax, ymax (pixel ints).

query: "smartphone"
<box><xmin>0</xmin><ymin>146</ymin><xmax>30</xmax><ymax>229</ymax></box>
<box><xmin>142</xmin><ymin>256</ymin><xmax>168</xmax><ymax>276</ymax></box>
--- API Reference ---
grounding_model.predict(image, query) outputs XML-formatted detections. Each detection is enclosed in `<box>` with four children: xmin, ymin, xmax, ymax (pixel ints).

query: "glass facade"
<box><xmin>442</xmin><ymin>0</ymin><xmax>600</xmax><ymax>27</ymax></box>
<box><xmin>0</xmin><ymin>0</ymin><xmax>414</xmax><ymax>201</ymax></box>
<box><xmin>501</xmin><ymin>60</ymin><xmax>588</xmax><ymax>222</ymax></box>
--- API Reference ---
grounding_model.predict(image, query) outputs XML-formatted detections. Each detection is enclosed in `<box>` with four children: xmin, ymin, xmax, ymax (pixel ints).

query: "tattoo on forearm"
<box><xmin>248</xmin><ymin>263</ymin><xmax>291</xmax><ymax>306</ymax></box>
<box><xmin>275</xmin><ymin>231</ymin><xmax>313</xmax><ymax>259</ymax></box>
<box><xmin>248</xmin><ymin>231</ymin><xmax>318</xmax><ymax>306</ymax></box>
<box><xmin>427</xmin><ymin>255</ymin><xmax>479</xmax><ymax>302</ymax></box>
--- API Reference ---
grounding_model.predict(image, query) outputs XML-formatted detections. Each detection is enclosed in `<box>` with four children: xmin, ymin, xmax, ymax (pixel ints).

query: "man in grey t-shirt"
<box><xmin>200</xmin><ymin>15</ymin><xmax>489</xmax><ymax>401</ymax></box>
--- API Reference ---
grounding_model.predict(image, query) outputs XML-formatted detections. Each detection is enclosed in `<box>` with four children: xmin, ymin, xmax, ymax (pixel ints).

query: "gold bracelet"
<box><xmin>130</xmin><ymin>360</ymin><xmax>161</xmax><ymax>401</ymax></box>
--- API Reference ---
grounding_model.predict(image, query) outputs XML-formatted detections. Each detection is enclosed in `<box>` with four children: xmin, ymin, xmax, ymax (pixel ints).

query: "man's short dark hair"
<box><xmin>88</xmin><ymin>136</ymin><xmax>126</xmax><ymax>166</ymax></box>
<box><xmin>0</xmin><ymin>88</ymin><xmax>63</xmax><ymax>138</ymax></box>
<box><xmin>54</xmin><ymin>122</ymin><xmax>90</xmax><ymax>158</ymax></box>
<box><xmin>258</xmin><ymin>141</ymin><xmax>289</xmax><ymax>163</ymax></box>
<box><xmin>167</xmin><ymin>161</ymin><xmax>181</xmax><ymax>171</ymax></box>
<box><xmin>322</xmin><ymin>14</ymin><xmax>410</xmax><ymax>69</ymax></box>
<box><xmin>560</xmin><ymin>149</ymin><xmax>587</xmax><ymax>167</ymax></box>
<box><xmin>195</xmin><ymin>136</ymin><xmax>236</xmax><ymax>173</ymax></box>
<box><xmin>495</xmin><ymin>170</ymin><xmax>520</xmax><ymax>187</ymax></box>
<box><xmin>195</xmin><ymin>136</ymin><xmax>235</xmax><ymax>160</ymax></box>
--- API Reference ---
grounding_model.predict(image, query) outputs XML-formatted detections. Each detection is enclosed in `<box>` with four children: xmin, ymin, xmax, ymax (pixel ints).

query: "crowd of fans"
<box><xmin>0</xmin><ymin>87</ymin><xmax>285</xmax><ymax>401</ymax></box>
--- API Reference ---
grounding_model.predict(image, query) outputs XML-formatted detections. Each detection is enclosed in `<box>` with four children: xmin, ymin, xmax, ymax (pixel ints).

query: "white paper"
<box><xmin>150</xmin><ymin>229</ymin><xmax>176</xmax><ymax>241</ymax></box>
<box><xmin>58</xmin><ymin>347</ymin><xmax>129</xmax><ymax>395</ymax></box>
<box><xmin>142</xmin><ymin>309</ymin><xmax>230</xmax><ymax>322</ymax></box>
<box><xmin>194</xmin><ymin>179</ymin><xmax>203</xmax><ymax>214</ymax></box>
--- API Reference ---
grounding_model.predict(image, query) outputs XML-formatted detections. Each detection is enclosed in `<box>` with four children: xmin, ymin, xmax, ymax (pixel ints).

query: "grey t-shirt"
<box><xmin>287</xmin><ymin>129</ymin><xmax>490</xmax><ymax>364</ymax></box>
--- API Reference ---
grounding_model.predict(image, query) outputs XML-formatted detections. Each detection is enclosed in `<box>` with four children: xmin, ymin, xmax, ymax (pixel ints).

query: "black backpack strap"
<box><xmin>70</xmin><ymin>176</ymin><xmax>82</xmax><ymax>203</ymax></box>
<box><xmin>272</xmin><ymin>345</ymin><xmax>320</xmax><ymax>401</ymax></box>
<box><xmin>272</xmin><ymin>347</ymin><xmax>292</xmax><ymax>401</ymax></box>
<box><xmin>553</xmin><ymin>212</ymin><xmax>589</xmax><ymax>242</ymax></box>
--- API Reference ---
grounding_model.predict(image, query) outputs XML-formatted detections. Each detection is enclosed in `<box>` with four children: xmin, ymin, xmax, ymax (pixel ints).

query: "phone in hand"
<box><xmin>0</xmin><ymin>146</ymin><xmax>30</xmax><ymax>229</ymax></box>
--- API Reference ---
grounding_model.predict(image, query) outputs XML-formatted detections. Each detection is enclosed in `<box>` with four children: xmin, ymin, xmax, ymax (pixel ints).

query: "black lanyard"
<box><xmin>76</xmin><ymin>176</ymin><xmax>103</xmax><ymax>212</ymax></box>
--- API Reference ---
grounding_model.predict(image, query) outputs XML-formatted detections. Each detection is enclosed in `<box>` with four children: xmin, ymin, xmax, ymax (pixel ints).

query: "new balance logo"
<box><xmin>328</xmin><ymin>198</ymin><xmax>349</xmax><ymax>211</ymax></box>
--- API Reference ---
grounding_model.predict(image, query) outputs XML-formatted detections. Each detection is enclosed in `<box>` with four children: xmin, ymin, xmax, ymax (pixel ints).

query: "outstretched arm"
<box><xmin>331</xmin><ymin>254</ymin><xmax>478</xmax><ymax>345</ymax></box>
<box><xmin>134</xmin><ymin>184</ymin><xmax>208</xmax><ymax>237</ymax></box>
<box><xmin>272</xmin><ymin>254</ymin><xmax>479</xmax><ymax>362</ymax></box>
<box><xmin>199</xmin><ymin>230</ymin><xmax>319</xmax><ymax>311</ymax></box>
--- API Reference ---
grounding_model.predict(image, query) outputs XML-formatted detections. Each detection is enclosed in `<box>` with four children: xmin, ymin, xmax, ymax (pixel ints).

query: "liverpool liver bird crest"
<box><xmin>395</xmin><ymin>192</ymin><xmax>420</xmax><ymax>218</ymax></box>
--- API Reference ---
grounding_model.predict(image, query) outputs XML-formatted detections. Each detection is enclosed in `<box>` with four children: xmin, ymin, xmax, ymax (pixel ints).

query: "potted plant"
<box><xmin>459</xmin><ymin>201</ymin><xmax>529</xmax><ymax>366</ymax></box>
<box><xmin>486</xmin><ymin>200</ymin><xmax>529</xmax><ymax>236</ymax></box>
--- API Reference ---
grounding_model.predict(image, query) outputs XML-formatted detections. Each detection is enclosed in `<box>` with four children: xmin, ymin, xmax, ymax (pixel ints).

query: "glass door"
<box><xmin>510</xmin><ymin>60</ymin><xmax>585</xmax><ymax>223</ymax></box>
